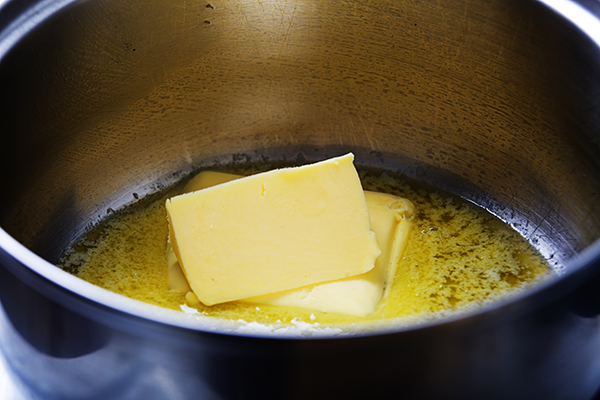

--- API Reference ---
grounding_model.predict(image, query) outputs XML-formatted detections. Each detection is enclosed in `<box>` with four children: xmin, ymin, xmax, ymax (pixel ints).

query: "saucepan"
<box><xmin>2</xmin><ymin>0</ymin><xmax>600</xmax><ymax>398</ymax></box>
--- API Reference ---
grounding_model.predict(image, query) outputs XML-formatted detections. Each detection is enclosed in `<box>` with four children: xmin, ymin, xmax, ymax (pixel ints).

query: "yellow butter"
<box><xmin>166</xmin><ymin>243</ymin><xmax>191</xmax><ymax>292</ymax></box>
<box><xmin>166</xmin><ymin>153</ymin><xmax>380</xmax><ymax>306</ymax></box>
<box><xmin>169</xmin><ymin>169</ymin><xmax>414</xmax><ymax>316</ymax></box>
<box><xmin>182</xmin><ymin>171</ymin><xmax>242</xmax><ymax>193</ymax></box>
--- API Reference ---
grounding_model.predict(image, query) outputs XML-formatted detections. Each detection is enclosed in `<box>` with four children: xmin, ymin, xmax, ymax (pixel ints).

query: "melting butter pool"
<box><xmin>58</xmin><ymin>167</ymin><xmax>551</xmax><ymax>330</ymax></box>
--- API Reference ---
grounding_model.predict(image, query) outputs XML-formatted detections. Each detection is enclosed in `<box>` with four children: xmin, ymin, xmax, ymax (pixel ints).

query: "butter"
<box><xmin>166</xmin><ymin>243</ymin><xmax>191</xmax><ymax>292</ymax></box>
<box><xmin>166</xmin><ymin>153</ymin><xmax>380</xmax><ymax>306</ymax></box>
<box><xmin>169</xmin><ymin>167</ymin><xmax>415</xmax><ymax>316</ymax></box>
<box><xmin>182</xmin><ymin>171</ymin><xmax>242</xmax><ymax>193</ymax></box>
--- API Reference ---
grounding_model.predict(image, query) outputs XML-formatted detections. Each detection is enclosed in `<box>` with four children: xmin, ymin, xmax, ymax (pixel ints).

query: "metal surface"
<box><xmin>1</xmin><ymin>0</ymin><xmax>600</xmax><ymax>398</ymax></box>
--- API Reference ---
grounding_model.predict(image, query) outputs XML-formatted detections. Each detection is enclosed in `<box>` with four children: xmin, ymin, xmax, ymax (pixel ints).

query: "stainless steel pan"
<box><xmin>2</xmin><ymin>0</ymin><xmax>600</xmax><ymax>398</ymax></box>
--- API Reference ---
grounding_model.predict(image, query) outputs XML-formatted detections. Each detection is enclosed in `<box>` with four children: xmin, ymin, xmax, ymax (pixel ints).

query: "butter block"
<box><xmin>166</xmin><ymin>243</ymin><xmax>192</xmax><ymax>292</ymax></box>
<box><xmin>166</xmin><ymin>153</ymin><xmax>380</xmax><ymax>306</ymax></box>
<box><xmin>182</xmin><ymin>171</ymin><xmax>241</xmax><ymax>193</ymax></box>
<box><xmin>171</xmin><ymin>169</ymin><xmax>415</xmax><ymax>316</ymax></box>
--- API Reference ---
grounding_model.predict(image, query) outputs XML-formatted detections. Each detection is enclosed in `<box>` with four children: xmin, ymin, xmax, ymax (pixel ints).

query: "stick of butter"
<box><xmin>168</xmin><ymin>166</ymin><xmax>415</xmax><ymax>316</ymax></box>
<box><xmin>166</xmin><ymin>153</ymin><xmax>381</xmax><ymax>306</ymax></box>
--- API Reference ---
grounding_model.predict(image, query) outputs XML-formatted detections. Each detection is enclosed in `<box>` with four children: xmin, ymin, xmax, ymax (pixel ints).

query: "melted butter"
<box><xmin>59</xmin><ymin>169</ymin><xmax>551</xmax><ymax>328</ymax></box>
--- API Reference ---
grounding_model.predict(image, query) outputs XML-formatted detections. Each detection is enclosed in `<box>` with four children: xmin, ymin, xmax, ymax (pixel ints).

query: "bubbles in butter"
<box><xmin>59</xmin><ymin>168</ymin><xmax>551</xmax><ymax>329</ymax></box>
